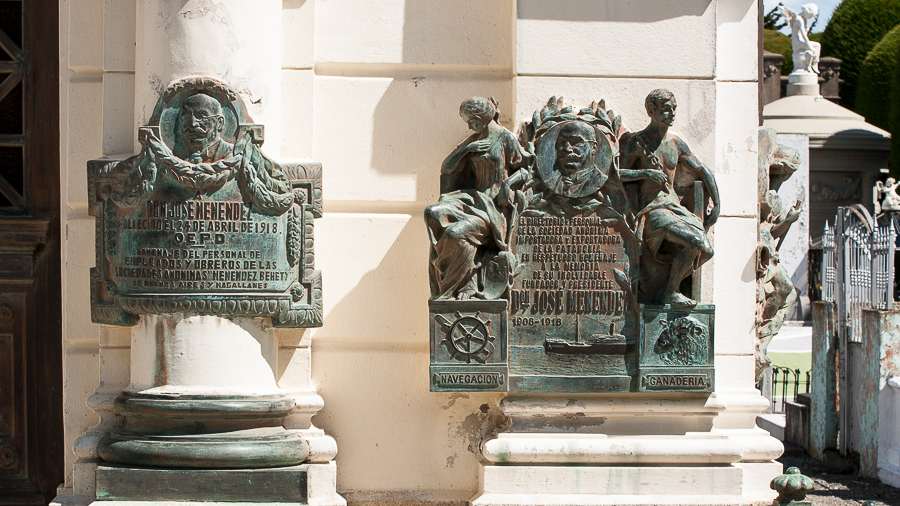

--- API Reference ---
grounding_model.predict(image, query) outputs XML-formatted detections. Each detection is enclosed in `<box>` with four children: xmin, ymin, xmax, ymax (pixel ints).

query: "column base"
<box><xmin>472</xmin><ymin>465</ymin><xmax>774</xmax><ymax>506</ymax></box>
<box><xmin>472</xmin><ymin>465</ymin><xmax>773</xmax><ymax>506</ymax></box>
<box><xmin>472</xmin><ymin>493</ymin><xmax>772</xmax><ymax>506</ymax></box>
<box><xmin>95</xmin><ymin>465</ymin><xmax>309</xmax><ymax>502</ymax></box>
<box><xmin>85</xmin><ymin>462</ymin><xmax>345</xmax><ymax>505</ymax></box>
<box><xmin>98</xmin><ymin>426</ymin><xmax>309</xmax><ymax>468</ymax></box>
<box><xmin>476</xmin><ymin>396</ymin><xmax>783</xmax><ymax>506</ymax></box>
<box><xmin>98</xmin><ymin>391</ymin><xmax>308</xmax><ymax>468</ymax></box>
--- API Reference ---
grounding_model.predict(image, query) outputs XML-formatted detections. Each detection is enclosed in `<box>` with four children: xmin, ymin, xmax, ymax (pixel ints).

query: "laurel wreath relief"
<box><xmin>101</xmin><ymin>127</ymin><xmax>307</xmax><ymax>269</ymax></box>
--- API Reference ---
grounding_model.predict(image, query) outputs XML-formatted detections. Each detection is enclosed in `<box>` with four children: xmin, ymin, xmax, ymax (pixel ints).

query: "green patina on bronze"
<box><xmin>88</xmin><ymin>77</ymin><xmax>322</xmax><ymax>328</ymax></box>
<box><xmin>95</xmin><ymin>465</ymin><xmax>309</xmax><ymax>502</ymax></box>
<box><xmin>428</xmin><ymin>93</ymin><xmax>719</xmax><ymax>393</ymax></box>
<box><xmin>770</xmin><ymin>467</ymin><xmax>815</xmax><ymax>505</ymax></box>
<box><xmin>638</xmin><ymin>304</ymin><xmax>714</xmax><ymax>392</ymax></box>
<box><xmin>88</xmin><ymin>77</ymin><xmax>323</xmax><ymax>473</ymax></box>
<box><xmin>430</xmin><ymin>299</ymin><xmax>508</xmax><ymax>392</ymax></box>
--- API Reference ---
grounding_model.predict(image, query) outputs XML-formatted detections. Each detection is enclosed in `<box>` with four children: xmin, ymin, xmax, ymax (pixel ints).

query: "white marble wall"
<box><xmin>57</xmin><ymin>1</ymin><xmax>775</xmax><ymax>504</ymax></box>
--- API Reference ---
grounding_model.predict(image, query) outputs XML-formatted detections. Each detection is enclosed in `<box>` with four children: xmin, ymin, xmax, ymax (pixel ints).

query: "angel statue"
<box><xmin>425</xmin><ymin>97</ymin><xmax>532</xmax><ymax>300</ymax></box>
<box><xmin>874</xmin><ymin>177</ymin><xmax>900</xmax><ymax>214</ymax></box>
<box><xmin>779</xmin><ymin>3</ymin><xmax>821</xmax><ymax>74</ymax></box>
<box><xmin>756</xmin><ymin>129</ymin><xmax>802</xmax><ymax>380</ymax></box>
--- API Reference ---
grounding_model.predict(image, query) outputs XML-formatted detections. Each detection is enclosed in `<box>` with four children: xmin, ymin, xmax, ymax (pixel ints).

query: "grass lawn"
<box><xmin>768</xmin><ymin>352</ymin><xmax>811</xmax><ymax>372</ymax></box>
<box><xmin>767</xmin><ymin>351</ymin><xmax>812</xmax><ymax>401</ymax></box>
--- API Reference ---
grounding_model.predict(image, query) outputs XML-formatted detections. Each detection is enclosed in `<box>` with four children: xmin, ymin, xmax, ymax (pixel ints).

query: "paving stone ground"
<box><xmin>779</xmin><ymin>443</ymin><xmax>900</xmax><ymax>505</ymax></box>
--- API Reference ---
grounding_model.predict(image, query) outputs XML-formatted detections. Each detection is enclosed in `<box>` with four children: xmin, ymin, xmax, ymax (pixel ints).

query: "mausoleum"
<box><xmin>0</xmin><ymin>1</ymin><xmax>786</xmax><ymax>505</ymax></box>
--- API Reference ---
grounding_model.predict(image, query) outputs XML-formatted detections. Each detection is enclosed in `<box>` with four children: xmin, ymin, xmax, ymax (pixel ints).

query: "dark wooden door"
<box><xmin>0</xmin><ymin>0</ymin><xmax>63</xmax><ymax>504</ymax></box>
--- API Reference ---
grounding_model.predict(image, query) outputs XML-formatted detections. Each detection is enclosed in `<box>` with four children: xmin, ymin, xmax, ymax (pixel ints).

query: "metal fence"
<box><xmin>821</xmin><ymin>222</ymin><xmax>835</xmax><ymax>302</ymax></box>
<box><xmin>820</xmin><ymin>205</ymin><xmax>897</xmax><ymax>455</ymax></box>
<box><xmin>770</xmin><ymin>366</ymin><xmax>810</xmax><ymax>413</ymax></box>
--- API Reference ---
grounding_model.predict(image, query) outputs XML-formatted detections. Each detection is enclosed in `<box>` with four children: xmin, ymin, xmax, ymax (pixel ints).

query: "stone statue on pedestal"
<box><xmin>756</xmin><ymin>128</ymin><xmax>802</xmax><ymax>379</ymax></box>
<box><xmin>779</xmin><ymin>3</ymin><xmax>821</xmax><ymax>74</ymax></box>
<box><xmin>619</xmin><ymin>89</ymin><xmax>720</xmax><ymax>307</ymax></box>
<box><xmin>874</xmin><ymin>177</ymin><xmax>900</xmax><ymax>213</ymax></box>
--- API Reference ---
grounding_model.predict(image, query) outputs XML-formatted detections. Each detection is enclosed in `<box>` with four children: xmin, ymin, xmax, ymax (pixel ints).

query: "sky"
<box><xmin>763</xmin><ymin>0</ymin><xmax>843</xmax><ymax>34</ymax></box>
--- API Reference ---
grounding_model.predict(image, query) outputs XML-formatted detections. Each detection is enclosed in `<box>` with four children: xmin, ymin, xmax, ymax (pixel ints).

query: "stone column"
<box><xmin>819</xmin><ymin>57</ymin><xmax>843</xmax><ymax>103</ymax></box>
<box><xmin>763</xmin><ymin>51</ymin><xmax>784</xmax><ymax>105</ymax></box>
<box><xmin>69</xmin><ymin>2</ymin><xmax>342</xmax><ymax>504</ymax></box>
<box><xmin>97</xmin><ymin>316</ymin><xmax>306</xmax><ymax>470</ymax></box>
<box><xmin>133</xmin><ymin>0</ymin><xmax>283</xmax><ymax>155</ymax></box>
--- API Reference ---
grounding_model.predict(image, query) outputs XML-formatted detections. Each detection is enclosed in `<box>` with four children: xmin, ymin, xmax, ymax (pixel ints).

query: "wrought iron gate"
<box><xmin>822</xmin><ymin>204</ymin><xmax>896</xmax><ymax>455</ymax></box>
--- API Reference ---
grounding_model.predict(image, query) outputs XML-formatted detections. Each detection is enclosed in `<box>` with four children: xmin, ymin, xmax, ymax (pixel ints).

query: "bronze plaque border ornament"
<box><xmin>88</xmin><ymin>77</ymin><xmax>323</xmax><ymax>328</ymax></box>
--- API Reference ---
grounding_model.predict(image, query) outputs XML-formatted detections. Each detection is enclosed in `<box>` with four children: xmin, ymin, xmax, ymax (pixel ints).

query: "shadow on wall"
<box><xmin>516</xmin><ymin>0</ymin><xmax>711</xmax><ymax>23</ymax></box>
<box><xmin>401</xmin><ymin>0</ymin><xmax>513</xmax><ymax>66</ymax></box>
<box><xmin>359</xmin><ymin>0</ymin><xmax>516</xmax><ymax>203</ymax></box>
<box><xmin>307</xmin><ymin>216</ymin><xmax>506</xmax><ymax>495</ymax></box>
<box><xmin>311</xmin><ymin>341</ymin><xmax>507</xmax><ymax>497</ymax></box>
<box><xmin>369</xmin><ymin>77</ymin><xmax>514</xmax><ymax>204</ymax></box>
<box><xmin>717</xmin><ymin>0</ymin><xmax>757</xmax><ymax>27</ymax></box>
<box><xmin>315</xmin><ymin>217</ymin><xmax>430</xmax><ymax>340</ymax></box>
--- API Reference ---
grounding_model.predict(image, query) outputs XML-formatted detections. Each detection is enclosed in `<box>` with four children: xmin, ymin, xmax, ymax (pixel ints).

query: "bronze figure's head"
<box><xmin>459</xmin><ymin>97</ymin><xmax>499</xmax><ymax>134</ymax></box>
<box><xmin>645</xmin><ymin>89</ymin><xmax>677</xmax><ymax>128</ymax></box>
<box><xmin>554</xmin><ymin>121</ymin><xmax>598</xmax><ymax>177</ymax></box>
<box><xmin>179</xmin><ymin>93</ymin><xmax>227</xmax><ymax>160</ymax></box>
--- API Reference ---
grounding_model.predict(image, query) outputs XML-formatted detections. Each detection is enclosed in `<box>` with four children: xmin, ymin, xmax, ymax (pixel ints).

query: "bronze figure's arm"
<box><xmin>677</xmin><ymin>138</ymin><xmax>720</xmax><ymax>229</ymax></box>
<box><xmin>619</xmin><ymin>137</ymin><xmax>668</xmax><ymax>187</ymax></box>
<box><xmin>440</xmin><ymin>136</ymin><xmax>490</xmax><ymax>193</ymax></box>
<box><xmin>771</xmin><ymin>196</ymin><xmax>803</xmax><ymax>247</ymax></box>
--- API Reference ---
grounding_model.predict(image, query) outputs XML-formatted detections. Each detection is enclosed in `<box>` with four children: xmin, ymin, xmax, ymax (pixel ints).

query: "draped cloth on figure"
<box><xmin>427</xmin><ymin>190</ymin><xmax>508</xmax><ymax>299</ymax></box>
<box><xmin>635</xmin><ymin>187</ymin><xmax>705</xmax><ymax>269</ymax></box>
<box><xmin>426</xmin><ymin>127</ymin><xmax>527</xmax><ymax>299</ymax></box>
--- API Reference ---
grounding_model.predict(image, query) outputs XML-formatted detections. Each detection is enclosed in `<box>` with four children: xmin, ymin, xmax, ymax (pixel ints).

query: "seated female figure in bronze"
<box><xmin>425</xmin><ymin>97</ymin><xmax>531</xmax><ymax>300</ymax></box>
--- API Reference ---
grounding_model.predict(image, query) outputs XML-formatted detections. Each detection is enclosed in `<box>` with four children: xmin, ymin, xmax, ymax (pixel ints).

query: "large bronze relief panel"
<box><xmin>428</xmin><ymin>93</ymin><xmax>718</xmax><ymax>393</ymax></box>
<box><xmin>89</xmin><ymin>78</ymin><xmax>322</xmax><ymax>328</ymax></box>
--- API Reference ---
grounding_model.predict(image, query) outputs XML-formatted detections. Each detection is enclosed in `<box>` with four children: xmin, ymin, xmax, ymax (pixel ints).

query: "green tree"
<box><xmin>857</xmin><ymin>24</ymin><xmax>900</xmax><ymax>131</ymax></box>
<box><xmin>765</xmin><ymin>29</ymin><xmax>793</xmax><ymax>71</ymax></box>
<box><xmin>821</xmin><ymin>0</ymin><xmax>900</xmax><ymax>110</ymax></box>
<box><xmin>889</xmin><ymin>33</ymin><xmax>900</xmax><ymax>173</ymax></box>
<box><xmin>765</xmin><ymin>3</ymin><xmax>787</xmax><ymax>31</ymax></box>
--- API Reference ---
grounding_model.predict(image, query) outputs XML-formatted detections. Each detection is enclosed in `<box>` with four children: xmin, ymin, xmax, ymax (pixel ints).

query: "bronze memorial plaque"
<box><xmin>508</xmin><ymin>213</ymin><xmax>634</xmax><ymax>392</ymax></box>
<box><xmin>89</xmin><ymin>77</ymin><xmax>322</xmax><ymax>328</ymax></box>
<box><xmin>427</xmin><ymin>93</ymin><xmax>718</xmax><ymax>393</ymax></box>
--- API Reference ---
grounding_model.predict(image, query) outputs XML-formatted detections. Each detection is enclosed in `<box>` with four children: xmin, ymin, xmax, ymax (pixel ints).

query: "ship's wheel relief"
<box><xmin>436</xmin><ymin>311</ymin><xmax>496</xmax><ymax>363</ymax></box>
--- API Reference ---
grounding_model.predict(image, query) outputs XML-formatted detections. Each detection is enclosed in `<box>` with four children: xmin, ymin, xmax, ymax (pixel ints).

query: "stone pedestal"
<box><xmin>97</xmin><ymin>316</ymin><xmax>305</xmax><ymax>467</ymax></box>
<box><xmin>786</xmin><ymin>72</ymin><xmax>819</xmax><ymax>97</ymax></box>
<box><xmin>472</xmin><ymin>397</ymin><xmax>783</xmax><ymax>506</ymax></box>
<box><xmin>84</xmin><ymin>316</ymin><xmax>342</xmax><ymax>505</ymax></box>
<box><xmin>818</xmin><ymin>57</ymin><xmax>843</xmax><ymax>103</ymax></box>
<box><xmin>763</xmin><ymin>51</ymin><xmax>785</xmax><ymax>105</ymax></box>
